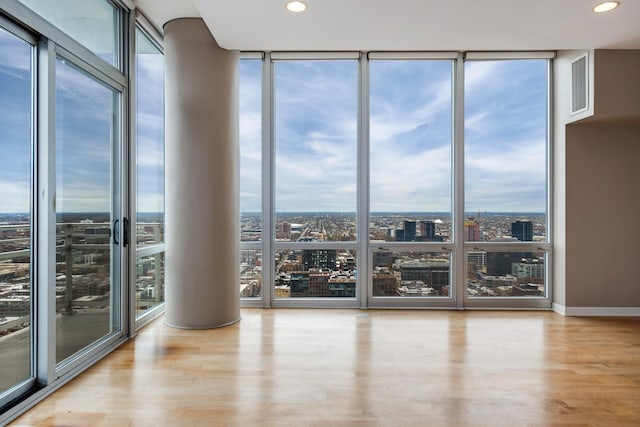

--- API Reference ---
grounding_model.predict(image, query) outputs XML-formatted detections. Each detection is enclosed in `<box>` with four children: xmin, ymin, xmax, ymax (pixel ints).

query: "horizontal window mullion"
<box><xmin>464</xmin><ymin>243</ymin><xmax>551</xmax><ymax>252</ymax></box>
<box><xmin>271</xmin><ymin>51</ymin><xmax>359</xmax><ymax>61</ymax></box>
<box><xmin>240</xmin><ymin>241</ymin><xmax>262</xmax><ymax>250</ymax></box>
<box><xmin>135</xmin><ymin>243</ymin><xmax>165</xmax><ymax>258</ymax></box>
<box><xmin>273</xmin><ymin>241</ymin><xmax>357</xmax><ymax>250</ymax></box>
<box><xmin>369</xmin><ymin>242</ymin><xmax>454</xmax><ymax>252</ymax></box>
<box><xmin>240</xmin><ymin>51</ymin><xmax>263</xmax><ymax>60</ymax></box>
<box><xmin>3</xmin><ymin>0</ymin><xmax>125</xmax><ymax>82</ymax></box>
<box><xmin>465</xmin><ymin>51</ymin><xmax>555</xmax><ymax>60</ymax></box>
<box><xmin>0</xmin><ymin>12</ymin><xmax>37</xmax><ymax>44</ymax></box>
<box><xmin>55</xmin><ymin>44</ymin><xmax>126</xmax><ymax>90</ymax></box>
<box><xmin>134</xmin><ymin>11</ymin><xmax>163</xmax><ymax>50</ymax></box>
<box><xmin>368</xmin><ymin>51</ymin><xmax>457</xmax><ymax>60</ymax></box>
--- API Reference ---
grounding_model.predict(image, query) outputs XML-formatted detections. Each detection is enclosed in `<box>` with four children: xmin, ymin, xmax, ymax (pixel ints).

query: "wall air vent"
<box><xmin>570</xmin><ymin>54</ymin><xmax>588</xmax><ymax>114</ymax></box>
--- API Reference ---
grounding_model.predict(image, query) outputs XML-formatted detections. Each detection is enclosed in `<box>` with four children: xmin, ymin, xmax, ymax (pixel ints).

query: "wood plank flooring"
<box><xmin>11</xmin><ymin>309</ymin><xmax>640</xmax><ymax>426</ymax></box>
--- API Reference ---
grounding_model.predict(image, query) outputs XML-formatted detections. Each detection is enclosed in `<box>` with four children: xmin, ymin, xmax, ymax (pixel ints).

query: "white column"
<box><xmin>164</xmin><ymin>18</ymin><xmax>240</xmax><ymax>328</ymax></box>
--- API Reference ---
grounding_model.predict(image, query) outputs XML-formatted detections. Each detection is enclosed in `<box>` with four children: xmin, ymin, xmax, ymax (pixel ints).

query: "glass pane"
<box><xmin>274</xmin><ymin>60</ymin><xmax>358</xmax><ymax>242</ymax></box>
<box><xmin>55</xmin><ymin>57</ymin><xmax>119</xmax><ymax>363</ymax></box>
<box><xmin>18</xmin><ymin>0</ymin><xmax>118</xmax><ymax>66</ymax></box>
<box><xmin>135</xmin><ymin>28</ymin><xmax>164</xmax><ymax>246</ymax></box>
<box><xmin>240</xmin><ymin>59</ymin><xmax>262</xmax><ymax>242</ymax></box>
<box><xmin>240</xmin><ymin>249</ymin><xmax>261</xmax><ymax>298</ymax></box>
<box><xmin>467</xmin><ymin>251</ymin><xmax>546</xmax><ymax>297</ymax></box>
<box><xmin>372</xmin><ymin>251</ymin><xmax>450</xmax><ymax>297</ymax></box>
<box><xmin>464</xmin><ymin>60</ymin><xmax>548</xmax><ymax>242</ymax></box>
<box><xmin>0</xmin><ymin>27</ymin><xmax>32</xmax><ymax>392</ymax></box>
<box><xmin>274</xmin><ymin>249</ymin><xmax>357</xmax><ymax>298</ymax></box>
<box><xmin>370</xmin><ymin>60</ymin><xmax>453</xmax><ymax>242</ymax></box>
<box><xmin>136</xmin><ymin>252</ymin><xmax>164</xmax><ymax>315</ymax></box>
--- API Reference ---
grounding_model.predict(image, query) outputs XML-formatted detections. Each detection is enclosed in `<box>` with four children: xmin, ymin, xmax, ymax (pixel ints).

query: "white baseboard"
<box><xmin>553</xmin><ymin>304</ymin><xmax>640</xmax><ymax>316</ymax></box>
<box><xmin>552</xmin><ymin>303</ymin><xmax>566</xmax><ymax>315</ymax></box>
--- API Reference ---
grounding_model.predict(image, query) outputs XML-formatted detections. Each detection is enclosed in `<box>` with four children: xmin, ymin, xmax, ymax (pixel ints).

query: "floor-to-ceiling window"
<box><xmin>54</xmin><ymin>54</ymin><xmax>123</xmax><ymax>364</ymax></box>
<box><xmin>0</xmin><ymin>19</ymin><xmax>35</xmax><ymax>407</ymax></box>
<box><xmin>134</xmin><ymin>25</ymin><xmax>165</xmax><ymax>321</ymax></box>
<box><xmin>239</xmin><ymin>53</ymin><xmax>552</xmax><ymax>308</ymax></box>
<box><xmin>463</xmin><ymin>56</ymin><xmax>550</xmax><ymax>307</ymax></box>
<box><xmin>239</xmin><ymin>56</ymin><xmax>263</xmax><ymax>300</ymax></box>
<box><xmin>0</xmin><ymin>0</ymin><xmax>159</xmax><ymax>421</ymax></box>
<box><xmin>272</xmin><ymin>56</ymin><xmax>359</xmax><ymax>304</ymax></box>
<box><xmin>369</xmin><ymin>56</ymin><xmax>454</xmax><ymax>306</ymax></box>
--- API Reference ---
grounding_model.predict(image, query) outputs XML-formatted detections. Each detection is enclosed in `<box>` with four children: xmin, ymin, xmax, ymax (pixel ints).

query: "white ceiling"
<box><xmin>134</xmin><ymin>0</ymin><xmax>640</xmax><ymax>51</ymax></box>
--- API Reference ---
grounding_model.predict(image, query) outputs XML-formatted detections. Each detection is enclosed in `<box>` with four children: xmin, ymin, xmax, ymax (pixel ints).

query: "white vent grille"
<box><xmin>571</xmin><ymin>55</ymin><xmax>588</xmax><ymax>114</ymax></box>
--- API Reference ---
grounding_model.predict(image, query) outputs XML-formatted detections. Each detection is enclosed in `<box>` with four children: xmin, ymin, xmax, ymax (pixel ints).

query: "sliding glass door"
<box><xmin>54</xmin><ymin>54</ymin><xmax>123</xmax><ymax>364</ymax></box>
<box><xmin>0</xmin><ymin>21</ymin><xmax>35</xmax><ymax>404</ymax></box>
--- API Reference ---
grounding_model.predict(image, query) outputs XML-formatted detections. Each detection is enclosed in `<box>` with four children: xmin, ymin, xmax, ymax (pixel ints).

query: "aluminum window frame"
<box><xmin>132</xmin><ymin>13</ymin><xmax>166</xmax><ymax>330</ymax></box>
<box><xmin>0</xmin><ymin>1</ymin><xmax>133</xmax><ymax>423</ymax></box>
<box><xmin>461</xmin><ymin>53</ymin><xmax>553</xmax><ymax>309</ymax></box>
<box><xmin>0</xmin><ymin>14</ymin><xmax>39</xmax><ymax>411</ymax></box>
<box><xmin>240</xmin><ymin>51</ymin><xmax>553</xmax><ymax>310</ymax></box>
<box><xmin>51</xmin><ymin>40</ymin><xmax>128</xmax><ymax>377</ymax></box>
<box><xmin>365</xmin><ymin>54</ymin><xmax>459</xmax><ymax>308</ymax></box>
<box><xmin>268</xmin><ymin>53</ymin><xmax>361</xmax><ymax>308</ymax></box>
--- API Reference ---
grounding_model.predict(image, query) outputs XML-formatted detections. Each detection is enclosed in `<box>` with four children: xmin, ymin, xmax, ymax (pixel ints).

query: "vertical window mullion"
<box><xmin>453</xmin><ymin>53</ymin><xmax>465</xmax><ymax>308</ymax></box>
<box><xmin>36</xmin><ymin>38</ymin><xmax>56</xmax><ymax>386</ymax></box>
<box><xmin>358</xmin><ymin>54</ymin><xmax>369</xmax><ymax>307</ymax></box>
<box><xmin>263</xmin><ymin>53</ymin><xmax>274</xmax><ymax>307</ymax></box>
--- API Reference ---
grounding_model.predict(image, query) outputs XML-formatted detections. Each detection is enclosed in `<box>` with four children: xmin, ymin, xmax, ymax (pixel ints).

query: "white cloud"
<box><xmin>0</xmin><ymin>180</ymin><xmax>30</xmax><ymax>213</ymax></box>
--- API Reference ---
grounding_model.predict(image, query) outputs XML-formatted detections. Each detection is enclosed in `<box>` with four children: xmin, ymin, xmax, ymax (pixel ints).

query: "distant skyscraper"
<box><xmin>511</xmin><ymin>220</ymin><xmax>533</xmax><ymax>241</ymax></box>
<box><xmin>419</xmin><ymin>221</ymin><xmax>436</xmax><ymax>241</ymax></box>
<box><xmin>302</xmin><ymin>249</ymin><xmax>337</xmax><ymax>271</ymax></box>
<box><xmin>403</xmin><ymin>220</ymin><xmax>416</xmax><ymax>242</ymax></box>
<box><xmin>464</xmin><ymin>218</ymin><xmax>480</xmax><ymax>241</ymax></box>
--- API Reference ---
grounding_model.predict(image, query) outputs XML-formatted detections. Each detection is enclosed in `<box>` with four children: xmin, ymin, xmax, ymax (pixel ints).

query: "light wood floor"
<box><xmin>11</xmin><ymin>309</ymin><xmax>640</xmax><ymax>426</ymax></box>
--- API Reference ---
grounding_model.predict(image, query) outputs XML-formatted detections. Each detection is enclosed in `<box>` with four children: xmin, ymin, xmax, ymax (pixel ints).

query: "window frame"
<box><xmin>132</xmin><ymin>17</ymin><xmax>166</xmax><ymax>330</ymax></box>
<box><xmin>0</xmin><ymin>0</ymin><xmax>135</xmax><ymax>422</ymax></box>
<box><xmin>239</xmin><ymin>51</ymin><xmax>553</xmax><ymax>310</ymax></box>
<box><xmin>269</xmin><ymin>53</ymin><xmax>361</xmax><ymax>308</ymax></box>
<box><xmin>0</xmin><ymin>14</ymin><xmax>38</xmax><ymax>410</ymax></box>
<box><xmin>461</xmin><ymin>54</ymin><xmax>553</xmax><ymax>309</ymax></box>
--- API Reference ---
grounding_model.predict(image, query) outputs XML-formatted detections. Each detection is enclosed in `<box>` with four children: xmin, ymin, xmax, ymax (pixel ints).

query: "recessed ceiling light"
<box><xmin>285</xmin><ymin>1</ymin><xmax>307</xmax><ymax>13</ymax></box>
<box><xmin>593</xmin><ymin>1</ymin><xmax>620</xmax><ymax>12</ymax></box>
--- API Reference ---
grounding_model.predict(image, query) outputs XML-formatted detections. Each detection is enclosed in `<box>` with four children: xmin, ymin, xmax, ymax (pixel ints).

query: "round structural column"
<box><xmin>163</xmin><ymin>18</ymin><xmax>240</xmax><ymax>329</ymax></box>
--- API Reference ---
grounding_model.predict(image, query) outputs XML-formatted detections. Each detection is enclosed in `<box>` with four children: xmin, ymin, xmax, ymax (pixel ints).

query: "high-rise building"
<box><xmin>418</xmin><ymin>221</ymin><xmax>436</xmax><ymax>241</ymax></box>
<box><xmin>373</xmin><ymin>249</ymin><xmax>395</xmax><ymax>268</ymax></box>
<box><xmin>511</xmin><ymin>220</ymin><xmax>533</xmax><ymax>241</ymax></box>
<box><xmin>372</xmin><ymin>270</ymin><xmax>398</xmax><ymax>296</ymax></box>
<box><xmin>403</xmin><ymin>220</ymin><xmax>417</xmax><ymax>242</ymax></box>
<box><xmin>309</xmin><ymin>272</ymin><xmax>330</xmax><ymax>297</ymax></box>
<box><xmin>302</xmin><ymin>249</ymin><xmax>337</xmax><ymax>271</ymax></box>
<box><xmin>289</xmin><ymin>272</ymin><xmax>310</xmax><ymax>297</ymax></box>
<box><xmin>396</xmin><ymin>258</ymin><xmax>450</xmax><ymax>295</ymax></box>
<box><xmin>464</xmin><ymin>218</ymin><xmax>480</xmax><ymax>241</ymax></box>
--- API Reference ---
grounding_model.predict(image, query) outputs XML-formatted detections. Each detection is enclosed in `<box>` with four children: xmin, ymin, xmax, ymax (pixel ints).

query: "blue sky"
<box><xmin>56</xmin><ymin>57</ymin><xmax>114</xmax><ymax>213</ymax></box>
<box><xmin>240</xmin><ymin>57</ymin><xmax>548</xmax><ymax>214</ymax></box>
<box><xmin>1</xmin><ymin>32</ymin><xmax>546</xmax><ymax>216</ymax></box>
<box><xmin>465</xmin><ymin>60</ymin><xmax>547</xmax><ymax>213</ymax></box>
<box><xmin>0</xmin><ymin>27</ymin><xmax>165</xmax><ymax>215</ymax></box>
<box><xmin>274</xmin><ymin>60</ymin><xmax>358</xmax><ymax>214</ymax></box>
<box><xmin>0</xmin><ymin>29</ymin><xmax>32</xmax><ymax>213</ymax></box>
<box><xmin>135</xmin><ymin>35</ymin><xmax>165</xmax><ymax>215</ymax></box>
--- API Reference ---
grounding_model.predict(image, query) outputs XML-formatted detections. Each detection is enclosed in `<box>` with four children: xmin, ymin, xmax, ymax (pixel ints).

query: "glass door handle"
<box><xmin>123</xmin><ymin>217</ymin><xmax>130</xmax><ymax>247</ymax></box>
<box><xmin>113</xmin><ymin>219</ymin><xmax>119</xmax><ymax>244</ymax></box>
